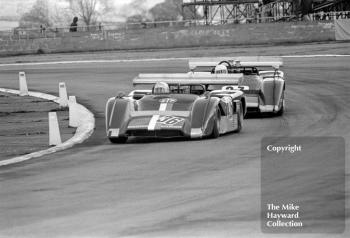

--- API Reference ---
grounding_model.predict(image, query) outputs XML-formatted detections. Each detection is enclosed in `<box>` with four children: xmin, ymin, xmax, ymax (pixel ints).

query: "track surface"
<box><xmin>0</xmin><ymin>46</ymin><xmax>349</xmax><ymax>237</ymax></box>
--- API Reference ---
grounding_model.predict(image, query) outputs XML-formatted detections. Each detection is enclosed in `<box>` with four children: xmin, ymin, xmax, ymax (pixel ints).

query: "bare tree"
<box><xmin>121</xmin><ymin>0</ymin><xmax>153</xmax><ymax>22</ymax></box>
<box><xmin>125</xmin><ymin>0</ymin><xmax>193</xmax><ymax>22</ymax></box>
<box><xmin>68</xmin><ymin>0</ymin><xmax>111</xmax><ymax>28</ymax></box>
<box><xmin>150</xmin><ymin>0</ymin><xmax>191</xmax><ymax>21</ymax></box>
<box><xmin>19</xmin><ymin>0</ymin><xmax>51</xmax><ymax>28</ymax></box>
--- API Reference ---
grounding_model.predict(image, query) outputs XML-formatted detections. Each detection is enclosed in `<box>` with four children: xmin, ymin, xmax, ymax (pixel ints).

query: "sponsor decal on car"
<box><xmin>128</xmin><ymin>115</ymin><xmax>185</xmax><ymax>130</ymax></box>
<box><xmin>128</xmin><ymin>117</ymin><xmax>151</xmax><ymax>129</ymax></box>
<box><xmin>157</xmin><ymin>116</ymin><xmax>185</xmax><ymax>128</ymax></box>
<box><xmin>159</xmin><ymin>98</ymin><xmax>177</xmax><ymax>104</ymax></box>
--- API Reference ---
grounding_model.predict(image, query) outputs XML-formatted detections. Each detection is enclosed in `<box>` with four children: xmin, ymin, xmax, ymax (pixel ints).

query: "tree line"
<box><xmin>18</xmin><ymin>0</ymin><xmax>187</xmax><ymax>29</ymax></box>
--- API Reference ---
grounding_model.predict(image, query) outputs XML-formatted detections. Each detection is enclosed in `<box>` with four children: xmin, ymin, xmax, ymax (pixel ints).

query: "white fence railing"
<box><xmin>306</xmin><ymin>11</ymin><xmax>350</xmax><ymax>21</ymax></box>
<box><xmin>0</xmin><ymin>12</ymin><xmax>347</xmax><ymax>41</ymax></box>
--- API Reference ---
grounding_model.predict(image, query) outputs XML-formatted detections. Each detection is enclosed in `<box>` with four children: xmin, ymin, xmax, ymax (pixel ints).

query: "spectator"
<box><xmin>40</xmin><ymin>25</ymin><xmax>46</xmax><ymax>35</ymax></box>
<box><xmin>69</xmin><ymin>17</ymin><xmax>78</xmax><ymax>32</ymax></box>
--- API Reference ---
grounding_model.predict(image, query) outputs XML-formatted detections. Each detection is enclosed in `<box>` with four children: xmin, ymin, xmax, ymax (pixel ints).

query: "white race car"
<box><xmin>188</xmin><ymin>57</ymin><xmax>285</xmax><ymax>115</ymax></box>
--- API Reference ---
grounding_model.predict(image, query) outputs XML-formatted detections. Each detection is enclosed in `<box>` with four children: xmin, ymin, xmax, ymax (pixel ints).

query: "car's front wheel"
<box><xmin>109</xmin><ymin>136</ymin><xmax>128</xmax><ymax>144</ymax></box>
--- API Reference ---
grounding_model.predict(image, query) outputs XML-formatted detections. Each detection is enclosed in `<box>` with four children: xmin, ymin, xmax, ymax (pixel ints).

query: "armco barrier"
<box><xmin>0</xmin><ymin>21</ymin><xmax>335</xmax><ymax>56</ymax></box>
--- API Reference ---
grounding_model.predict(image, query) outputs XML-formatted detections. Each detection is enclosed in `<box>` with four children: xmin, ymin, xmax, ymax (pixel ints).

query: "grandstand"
<box><xmin>309</xmin><ymin>0</ymin><xmax>350</xmax><ymax>21</ymax></box>
<box><xmin>312</xmin><ymin>0</ymin><xmax>350</xmax><ymax>12</ymax></box>
<box><xmin>182</xmin><ymin>0</ymin><xmax>260</xmax><ymax>24</ymax></box>
<box><xmin>181</xmin><ymin>0</ymin><xmax>350</xmax><ymax>24</ymax></box>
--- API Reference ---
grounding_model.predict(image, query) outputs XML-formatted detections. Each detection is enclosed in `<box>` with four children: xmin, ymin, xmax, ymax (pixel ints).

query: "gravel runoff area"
<box><xmin>0</xmin><ymin>92</ymin><xmax>75</xmax><ymax>160</ymax></box>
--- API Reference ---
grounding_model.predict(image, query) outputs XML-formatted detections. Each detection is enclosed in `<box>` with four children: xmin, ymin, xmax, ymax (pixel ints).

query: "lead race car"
<box><xmin>188</xmin><ymin>57</ymin><xmax>285</xmax><ymax>115</ymax></box>
<box><xmin>105</xmin><ymin>73</ymin><xmax>246</xmax><ymax>143</ymax></box>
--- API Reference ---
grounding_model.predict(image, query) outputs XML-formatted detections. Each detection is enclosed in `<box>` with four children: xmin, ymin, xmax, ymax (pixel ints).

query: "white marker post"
<box><xmin>49</xmin><ymin>112</ymin><xmax>62</xmax><ymax>146</ymax></box>
<box><xmin>69</xmin><ymin>96</ymin><xmax>79</xmax><ymax>127</ymax></box>
<box><xmin>58</xmin><ymin>82</ymin><xmax>68</xmax><ymax>108</ymax></box>
<box><xmin>19</xmin><ymin>72</ymin><xmax>29</xmax><ymax>96</ymax></box>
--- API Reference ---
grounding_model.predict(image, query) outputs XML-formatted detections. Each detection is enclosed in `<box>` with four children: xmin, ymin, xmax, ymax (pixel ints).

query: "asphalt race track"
<box><xmin>0</xmin><ymin>48</ymin><xmax>349</xmax><ymax>237</ymax></box>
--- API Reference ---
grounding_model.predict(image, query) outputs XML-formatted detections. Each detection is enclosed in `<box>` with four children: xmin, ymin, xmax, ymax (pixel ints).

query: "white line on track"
<box><xmin>282</xmin><ymin>54</ymin><xmax>350</xmax><ymax>58</ymax></box>
<box><xmin>0</xmin><ymin>58</ymin><xmax>189</xmax><ymax>67</ymax></box>
<box><xmin>0</xmin><ymin>55</ymin><xmax>350</xmax><ymax>67</ymax></box>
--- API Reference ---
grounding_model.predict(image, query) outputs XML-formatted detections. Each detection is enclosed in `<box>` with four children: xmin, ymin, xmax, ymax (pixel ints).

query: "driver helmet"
<box><xmin>153</xmin><ymin>82</ymin><xmax>170</xmax><ymax>94</ymax></box>
<box><xmin>214</xmin><ymin>64</ymin><xmax>228</xmax><ymax>74</ymax></box>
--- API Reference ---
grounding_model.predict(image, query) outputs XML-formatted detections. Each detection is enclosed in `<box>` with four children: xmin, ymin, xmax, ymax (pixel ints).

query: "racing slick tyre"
<box><xmin>109</xmin><ymin>136</ymin><xmax>128</xmax><ymax>144</ymax></box>
<box><xmin>234</xmin><ymin>101</ymin><xmax>243</xmax><ymax>133</ymax></box>
<box><xmin>210</xmin><ymin>109</ymin><xmax>220</xmax><ymax>139</ymax></box>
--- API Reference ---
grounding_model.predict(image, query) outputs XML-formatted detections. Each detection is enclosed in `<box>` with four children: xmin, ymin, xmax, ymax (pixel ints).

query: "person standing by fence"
<box><xmin>69</xmin><ymin>17</ymin><xmax>78</xmax><ymax>32</ymax></box>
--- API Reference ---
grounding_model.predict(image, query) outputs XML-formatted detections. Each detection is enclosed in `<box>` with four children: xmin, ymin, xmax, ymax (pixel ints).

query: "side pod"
<box><xmin>105</xmin><ymin>97</ymin><xmax>132</xmax><ymax>137</ymax></box>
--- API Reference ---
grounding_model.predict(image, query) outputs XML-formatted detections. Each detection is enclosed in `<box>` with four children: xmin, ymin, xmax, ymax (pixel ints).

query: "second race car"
<box><xmin>188</xmin><ymin>57</ymin><xmax>286</xmax><ymax>115</ymax></box>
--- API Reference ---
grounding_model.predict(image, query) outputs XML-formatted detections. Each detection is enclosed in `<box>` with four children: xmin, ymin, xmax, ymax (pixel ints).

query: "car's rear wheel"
<box><xmin>109</xmin><ymin>136</ymin><xmax>128</xmax><ymax>144</ymax></box>
<box><xmin>234</xmin><ymin>101</ymin><xmax>243</xmax><ymax>133</ymax></box>
<box><xmin>210</xmin><ymin>109</ymin><xmax>220</xmax><ymax>139</ymax></box>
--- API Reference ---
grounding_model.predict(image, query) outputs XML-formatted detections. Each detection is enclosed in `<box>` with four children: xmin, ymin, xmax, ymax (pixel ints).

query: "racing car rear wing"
<box><xmin>189</xmin><ymin>56</ymin><xmax>283</xmax><ymax>70</ymax></box>
<box><xmin>133</xmin><ymin>73</ymin><xmax>243</xmax><ymax>86</ymax></box>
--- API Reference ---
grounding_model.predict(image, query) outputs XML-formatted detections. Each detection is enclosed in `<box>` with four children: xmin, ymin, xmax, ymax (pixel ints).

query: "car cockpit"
<box><xmin>169</xmin><ymin>84</ymin><xmax>206</xmax><ymax>95</ymax></box>
<box><xmin>208</xmin><ymin>61</ymin><xmax>260</xmax><ymax>76</ymax></box>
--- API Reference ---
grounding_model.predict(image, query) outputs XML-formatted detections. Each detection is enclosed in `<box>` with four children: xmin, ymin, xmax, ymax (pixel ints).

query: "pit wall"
<box><xmin>0</xmin><ymin>21</ymin><xmax>335</xmax><ymax>56</ymax></box>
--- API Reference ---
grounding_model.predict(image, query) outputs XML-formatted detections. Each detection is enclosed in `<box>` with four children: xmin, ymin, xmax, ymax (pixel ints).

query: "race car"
<box><xmin>188</xmin><ymin>57</ymin><xmax>285</xmax><ymax>115</ymax></box>
<box><xmin>105</xmin><ymin>73</ymin><xmax>246</xmax><ymax>143</ymax></box>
